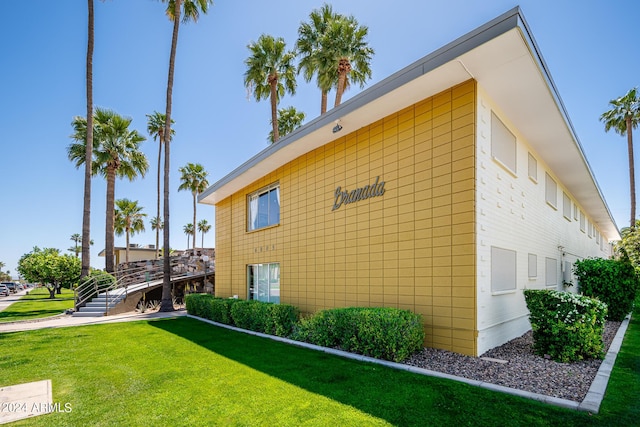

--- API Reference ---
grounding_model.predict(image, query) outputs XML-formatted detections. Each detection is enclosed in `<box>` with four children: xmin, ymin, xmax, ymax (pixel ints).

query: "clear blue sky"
<box><xmin>1</xmin><ymin>1</ymin><xmax>637</xmax><ymax>278</ymax></box>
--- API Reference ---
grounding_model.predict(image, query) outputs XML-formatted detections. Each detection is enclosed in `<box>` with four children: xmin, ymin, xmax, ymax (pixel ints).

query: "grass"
<box><xmin>1</xmin><ymin>314</ymin><xmax>636</xmax><ymax>427</ymax></box>
<box><xmin>0</xmin><ymin>287</ymin><xmax>74</xmax><ymax>323</ymax></box>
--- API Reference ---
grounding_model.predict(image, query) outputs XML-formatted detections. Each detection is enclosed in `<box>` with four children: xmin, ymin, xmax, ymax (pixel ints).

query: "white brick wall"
<box><xmin>475</xmin><ymin>86</ymin><xmax>611</xmax><ymax>355</ymax></box>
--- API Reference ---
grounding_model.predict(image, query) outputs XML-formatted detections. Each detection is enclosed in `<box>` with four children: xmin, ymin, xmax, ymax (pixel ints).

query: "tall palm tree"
<box><xmin>296</xmin><ymin>3</ymin><xmax>339</xmax><ymax>115</ymax></box>
<box><xmin>146</xmin><ymin>111</ymin><xmax>174</xmax><ymax>260</ymax></box>
<box><xmin>114</xmin><ymin>198</ymin><xmax>147</xmax><ymax>264</ymax></box>
<box><xmin>68</xmin><ymin>108</ymin><xmax>148</xmax><ymax>273</ymax></box>
<box><xmin>268</xmin><ymin>106</ymin><xmax>306</xmax><ymax>143</ymax></box>
<box><xmin>150</xmin><ymin>215</ymin><xmax>164</xmax><ymax>256</ymax></box>
<box><xmin>81</xmin><ymin>0</ymin><xmax>95</xmax><ymax>279</ymax></box>
<box><xmin>70</xmin><ymin>233</ymin><xmax>81</xmax><ymax>257</ymax></box>
<box><xmin>160</xmin><ymin>0</ymin><xmax>213</xmax><ymax>312</ymax></box>
<box><xmin>601</xmin><ymin>87</ymin><xmax>640</xmax><ymax>229</ymax></box>
<box><xmin>183</xmin><ymin>223</ymin><xmax>194</xmax><ymax>252</ymax></box>
<box><xmin>244</xmin><ymin>34</ymin><xmax>297</xmax><ymax>143</ymax></box>
<box><xmin>323</xmin><ymin>14</ymin><xmax>374</xmax><ymax>108</ymax></box>
<box><xmin>197</xmin><ymin>219</ymin><xmax>211</xmax><ymax>249</ymax></box>
<box><xmin>178</xmin><ymin>163</ymin><xmax>209</xmax><ymax>250</ymax></box>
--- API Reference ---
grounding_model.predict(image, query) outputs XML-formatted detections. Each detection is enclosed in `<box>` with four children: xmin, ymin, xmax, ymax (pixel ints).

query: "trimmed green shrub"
<box><xmin>574</xmin><ymin>257</ymin><xmax>639</xmax><ymax>321</ymax></box>
<box><xmin>292</xmin><ymin>307</ymin><xmax>424</xmax><ymax>362</ymax></box>
<box><xmin>230</xmin><ymin>300</ymin><xmax>299</xmax><ymax>337</ymax></box>
<box><xmin>185</xmin><ymin>294</ymin><xmax>240</xmax><ymax>326</ymax></box>
<box><xmin>524</xmin><ymin>289</ymin><xmax>607</xmax><ymax>362</ymax></box>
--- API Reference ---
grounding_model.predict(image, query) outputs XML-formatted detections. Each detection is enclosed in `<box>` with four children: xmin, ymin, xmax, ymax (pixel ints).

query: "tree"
<box><xmin>159</xmin><ymin>0</ymin><xmax>213</xmax><ymax>313</ymax></box>
<box><xmin>114</xmin><ymin>198</ymin><xmax>147</xmax><ymax>264</ymax></box>
<box><xmin>197</xmin><ymin>219</ymin><xmax>211</xmax><ymax>249</ymax></box>
<box><xmin>244</xmin><ymin>34</ymin><xmax>297</xmax><ymax>143</ymax></box>
<box><xmin>268</xmin><ymin>106</ymin><xmax>306</xmax><ymax>143</ymax></box>
<box><xmin>601</xmin><ymin>87</ymin><xmax>640</xmax><ymax>229</ymax></box>
<box><xmin>150</xmin><ymin>215</ymin><xmax>164</xmax><ymax>257</ymax></box>
<box><xmin>296</xmin><ymin>3</ymin><xmax>339</xmax><ymax>115</ymax></box>
<box><xmin>146</xmin><ymin>111</ymin><xmax>175</xmax><ymax>260</ymax></box>
<box><xmin>323</xmin><ymin>13</ymin><xmax>374</xmax><ymax>108</ymax></box>
<box><xmin>80</xmin><ymin>0</ymin><xmax>95</xmax><ymax>280</ymax></box>
<box><xmin>69</xmin><ymin>233</ymin><xmax>93</xmax><ymax>257</ymax></box>
<box><xmin>17</xmin><ymin>248</ymin><xmax>81</xmax><ymax>299</ymax></box>
<box><xmin>178</xmin><ymin>163</ymin><xmax>209</xmax><ymax>250</ymax></box>
<box><xmin>68</xmin><ymin>108</ymin><xmax>149</xmax><ymax>273</ymax></box>
<box><xmin>183</xmin><ymin>223</ymin><xmax>194</xmax><ymax>251</ymax></box>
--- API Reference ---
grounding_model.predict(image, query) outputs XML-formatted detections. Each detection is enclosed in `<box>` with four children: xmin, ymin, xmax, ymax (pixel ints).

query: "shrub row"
<box><xmin>574</xmin><ymin>258</ymin><xmax>638</xmax><ymax>321</ymax></box>
<box><xmin>185</xmin><ymin>294</ymin><xmax>299</xmax><ymax>337</ymax></box>
<box><xmin>524</xmin><ymin>289</ymin><xmax>607</xmax><ymax>363</ymax></box>
<box><xmin>186</xmin><ymin>295</ymin><xmax>425</xmax><ymax>362</ymax></box>
<box><xmin>292</xmin><ymin>307</ymin><xmax>424</xmax><ymax>362</ymax></box>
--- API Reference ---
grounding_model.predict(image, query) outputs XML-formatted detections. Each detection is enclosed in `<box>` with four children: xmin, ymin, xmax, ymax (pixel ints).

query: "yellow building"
<box><xmin>199</xmin><ymin>8</ymin><xmax>619</xmax><ymax>356</ymax></box>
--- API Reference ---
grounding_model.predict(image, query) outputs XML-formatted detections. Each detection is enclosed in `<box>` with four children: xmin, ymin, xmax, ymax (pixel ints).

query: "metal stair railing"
<box><xmin>74</xmin><ymin>257</ymin><xmax>195</xmax><ymax>314</ymax></box>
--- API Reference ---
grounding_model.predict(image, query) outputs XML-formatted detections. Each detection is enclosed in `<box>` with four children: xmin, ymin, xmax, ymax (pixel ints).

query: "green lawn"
<box><xmin>1</xmin><ymin>312</ymin><xmax>636</xmax><ymax>427</ymax></box>
<box><xmin>0</xmin><ymin>287</ymin><xmax>74</xmax><ymax>323</ymax></box>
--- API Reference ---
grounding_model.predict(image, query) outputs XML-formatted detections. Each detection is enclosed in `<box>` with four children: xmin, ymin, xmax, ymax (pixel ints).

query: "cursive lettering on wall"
<box><xmin>332</xmin><ymin>176</ymin><xmax>386</xmax><ymax>211</ymax></box>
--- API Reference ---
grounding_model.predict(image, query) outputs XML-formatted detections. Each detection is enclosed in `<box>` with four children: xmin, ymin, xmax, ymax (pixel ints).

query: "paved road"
<box><xmin>0</xmin><ymin>288</ymin><xmax>28</xmax><ymax>312</ymax></box>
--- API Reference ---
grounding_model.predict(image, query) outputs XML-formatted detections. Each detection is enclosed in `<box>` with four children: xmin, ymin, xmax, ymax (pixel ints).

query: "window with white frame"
<box><xmin>248</xmin><ymin>183</ymin><xmax>280</xmax><ymax>231</ymax></box>
<box><xmin>545</xmin><ymin>173</ymin><xmax>557</xmax><ymax>208</ymax></box>
<box><xmin>528</xmin><ymin>152</ymin><xmax>537</xmax><ymax>182</ymax></box>
<box><xmin>491</xmin><ymin>246</ymin><xmax>517</xmax><ymax>293</ymax></box>
<box><xmin>528</xmin><ymin>253</ymin><xmax>537</xmax><ymax>278</ymax></box>
<box><xmin>247</xmin><ymin>263</ymin><xmax>280</xmax><ymax>303</ymax></box>
<box><xmin>491</xmin><ymin>112</ymin><xmax>517</xmax><ymax>173</ymax></box>
<box><xmin>563</xmin><ymin>192</ymin><xmax>571</xmax><ymax>220</ymax></box>
<box><xmin>573</xmin><ymin>203</ymin><xmax>578</xmax><ymax>220</ymax></box>
<box><xmin>545</xmin><ymin>257</ymin><xmax>557</xmax><ymax>288</ymax></box>
<box><xmin>580</xmin><ymin>210</ymin><xmax>586</xmax><ymax>232</ymax></box>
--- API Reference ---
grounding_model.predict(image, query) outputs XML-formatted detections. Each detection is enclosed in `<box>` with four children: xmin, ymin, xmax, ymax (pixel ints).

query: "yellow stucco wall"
<box><xmin>215</xmin><ymin>80</ymin><xmax>477</xmax><ymax>355</ymax></box>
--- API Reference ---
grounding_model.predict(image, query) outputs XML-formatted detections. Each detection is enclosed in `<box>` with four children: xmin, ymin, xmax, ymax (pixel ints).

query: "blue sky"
<box><xmin>1</xmin><ymin>1</ymin><xmax>637</xmax><ymax>277</ymax></box>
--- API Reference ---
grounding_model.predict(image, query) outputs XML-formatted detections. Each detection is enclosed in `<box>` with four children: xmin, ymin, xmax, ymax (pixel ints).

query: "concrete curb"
<box><xmin>186</xmin><ymin>313</ymin><xmax>632</xmax><ymax>414</ymax></box>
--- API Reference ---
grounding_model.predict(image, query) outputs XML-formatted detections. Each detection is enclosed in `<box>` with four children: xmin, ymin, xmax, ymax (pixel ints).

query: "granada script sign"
<box><xmin>332</xmin><ymin>176</ymin><xmax>386</xmax><ymax>211</ymax></box>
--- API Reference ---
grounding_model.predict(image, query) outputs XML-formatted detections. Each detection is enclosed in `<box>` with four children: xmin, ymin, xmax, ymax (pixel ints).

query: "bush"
<box><xmin>292</xmin><ymin>307</ymin><xmax>424</xmax><ymax>362</ymax></box>
<box><xmin>230</xmin><ymin>300</ymin><xmax>299</xmax><ymax>337</ymax></box>
<box><xmin>524</xmin><ymin>289</ymin><xmax>607</xmax><ymax>362</ymax></box>
<box><xmin>574</xmin><ymin>258</ymin><xmax>638</xmax><ymax>321</ymax></box>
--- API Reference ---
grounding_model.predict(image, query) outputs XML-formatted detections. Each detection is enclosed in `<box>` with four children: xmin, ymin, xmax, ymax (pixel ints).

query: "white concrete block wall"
<box><xmin>475</xmin><ymin>86</ymin><xmax>611</xmax><ymax>355</ymax></box>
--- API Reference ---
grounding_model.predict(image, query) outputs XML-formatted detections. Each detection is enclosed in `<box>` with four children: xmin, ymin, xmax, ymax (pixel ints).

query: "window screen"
<box><xmin>491</xmin><ymin>246</ymin><xmax>517</xmax><ymax>292</ymax></box>
<box><xmin>491</xmin><ymin>112</ymin><xmax>517</xmax><ymax>173</ymax></box>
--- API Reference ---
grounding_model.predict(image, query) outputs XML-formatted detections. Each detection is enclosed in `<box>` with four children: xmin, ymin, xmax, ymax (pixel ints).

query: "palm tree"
<box><xmin>80</xmin><ymin>0</ymin><xmax>95</xmax><ymax>279</ymax></box>
<box><xmin>146</xmin><ymin>111</ymin><xmax>175</xmax><ymax>260</ymax></box>
<box><xmin>323</xmin><ymin>14</ymin><xmax>374</xmax><ymax>108</ymax></box>
<box><xmin>268</xmin><ymin>106</ymin><xmax>306</xmax><ymax>143</ymax></box>
<box><xmin>601</xmin><ymin>87</ymin><xmax>640</xmax><ymax>229</ymax></box>
<box><xmin>70</xmin><ymin>233</ymin><xmax>81</xmax><ymax>257</ymax></box>
<box><xmin>178</xmin><ymin>163</ymin><xmax>209</xmax><ymax>251</ymax></box>
<box><xmin>150</xmin><ymin>216</ymin><xmax>164</xmax><ymax>257</ymax></box>
<box><xmin>296</xmin><ymin>3</ymin><xmax>339</xmax><ymax>115</ymax></box>
<box><xmin>68</xmin><ymin>108</ymin><xmax>148</xmax><ymax>273</ymax></box>
<box><xmin>114</xmin><ymin>199</ymin><xmax>147</xmax><ymax>264</ymax></box>
<box><xmin>159</xmin><ymin>0</ymin><xmax>213</xmax><ymax>312</ymax></box>
<box><xmin>183</xmin><ymin>223</ymin><xmax>194</xmax><ymax>252</ymax></box>
<box><xmin>197</xmin><ymin>219</ymin><xmax>211</xmax><ymax>249</ymax></box>
<box><xmin>244</xmin><ymin>34</ymin><xmax>297</xmax><ymax>143</ymax></box>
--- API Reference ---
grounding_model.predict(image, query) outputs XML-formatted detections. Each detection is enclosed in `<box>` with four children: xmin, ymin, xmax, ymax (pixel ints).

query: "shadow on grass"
<box><xmin>150</xmin><ymin>318</ymin><xmax>602</xmax><ymax>427</ymax></box>
<box><xmin>0</xmin><ymin>308</ymin><xmax>67</xmax><ymax>322</ymax></box>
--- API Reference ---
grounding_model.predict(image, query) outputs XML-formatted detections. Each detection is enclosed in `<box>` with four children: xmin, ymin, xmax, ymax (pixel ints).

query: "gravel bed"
<box><xmin>403</xmin><ymin>321</ymin><xmax>621</xmax><ymax>402</ymax></box>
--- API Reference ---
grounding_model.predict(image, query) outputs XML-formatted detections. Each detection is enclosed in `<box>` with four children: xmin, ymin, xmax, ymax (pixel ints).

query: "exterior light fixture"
<box><xmin>332</xmin><ymin>120</ymin><xmax>343</xmax><ymax>133</ymax></box>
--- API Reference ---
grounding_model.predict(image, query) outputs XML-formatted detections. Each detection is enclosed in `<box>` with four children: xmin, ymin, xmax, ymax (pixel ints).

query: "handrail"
<box><xmin>74</xmin><ymin>256</ymin><xmax>211</xmax><ymax>313</ymax></box>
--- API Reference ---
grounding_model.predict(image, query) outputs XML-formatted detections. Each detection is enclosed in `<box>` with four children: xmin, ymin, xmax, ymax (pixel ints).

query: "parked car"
<box><xmin>1</xmin><ymin>282</ymin><xmax>18</xmax><ymax>293</ymax></box>
<box><xmin>0</xmin><ymin>283</ymin><xmax>9</xmax><ymax>296</ymax></box>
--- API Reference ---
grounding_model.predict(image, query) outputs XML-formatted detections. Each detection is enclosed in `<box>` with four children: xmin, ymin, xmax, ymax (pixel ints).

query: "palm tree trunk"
<box><xmin>334</xmin><ymin>59</ymin><xmax>351</xmax><ymax>108</ymax></box>
<box><xmin>161</xmin><ymin>0</ymin><xmax>181</xmax><ymax>312</ymax></box>
<box><xmin>125</xmin><ymin>227</ymin><xmax>130</xmax><ymax>264</ymax></box>
<box><xmin>192</xmin><ymin>193</ymin><xmax>197</xmax><ymax>251</ymax></box>
<box><xmin>270</xmin><ymin>78</ymin><xmax>279</xmax><ymax>142</ymax></box>
<box><xmin>155</xmin><ymin>130</ymin><xmax>163</xmax><ymax>259</ymax></box>
<box><xmin>321</xmin><ymin>90</ymin><xmax>328</xmax><ymax>115</ymax></box>
<box><xmin>628</xmin><ymin>117</ymin><xmax>636</xmax><ymax>229</ymax></box>
<box><xmin>105</xmin><ymin>167</ymin><xmax>116</xmax><ymax>273</ymax></box>
<box><xmin>81</xmin><ymin>0</ymin><xmax>94</xmax><ymax>279</ymax></box>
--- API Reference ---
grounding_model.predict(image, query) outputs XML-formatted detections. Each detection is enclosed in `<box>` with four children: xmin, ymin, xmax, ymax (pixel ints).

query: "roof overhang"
<box><xmin>199</xmin><ymin>7</ymin><xmax>620</xmax><ymax>241</ymax></box>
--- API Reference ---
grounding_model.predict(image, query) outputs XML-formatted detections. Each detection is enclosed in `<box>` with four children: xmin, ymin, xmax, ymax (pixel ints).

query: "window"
<box><xmin>580</xmin><ymin>211</ymin><xmax>586</xmax><ymax>232</ymax></box>
<box><xmin>528</xmin><ymin>152</ymin><xmax>537</xmax><ymax>182</ymax></box>
<box><xmin>573</xmin><ymin>203</ymin><xmax>578</xmax><ymax>220</ymax></box>
<box><xmin>247</xmin><ymin>263</ymin><xmax>280</xmax><ymax>303</ymax></box>
<box><xmin>528</xmin><ymin>253</ymin><xmax>537</xmax><ymax>278</ymax></box>
<box><xmin>545</xmin><ymin>172</ymin><xmax>557</xmax><ymax>208</ymax></box>
<box><xmin>545</xmin><ymin>257</ymin><xmax>557</xmax><ymax>288</ymax></box>
<box><xmin>248</xmin><ymin>183</ymin><xmax>280</xmax><ymax>231</ymax></box>
<box><xmin>491</xmin><ymin>112</ymin><xmax>517</xmax><ymax>173</ymax></box>
<box><xmin>491</xmin><ymin>246</ymin><xmax>517</xmax><ymax>293</ymax></box>
<box><xmin>563</xmin><ymin>261</ymin><xmax>572</xmax><ymax>286</ymax></box>
<box><xmin>563</xmin><ymin>192</ymin><xmax>572</xmax><ymax>220</ymax></box>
